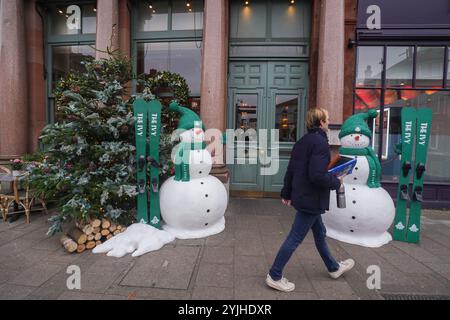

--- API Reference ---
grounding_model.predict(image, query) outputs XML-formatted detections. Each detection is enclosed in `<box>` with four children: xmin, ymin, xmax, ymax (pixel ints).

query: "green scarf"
<box><xmin>339</xmin><ymin>147</ymin><xmax>381</xmax><ymax>188</ymax></box>
<box><xmin>174</xmin><ymin>142</ymin><xmax>206</xmax><ymax>182</ymax></box>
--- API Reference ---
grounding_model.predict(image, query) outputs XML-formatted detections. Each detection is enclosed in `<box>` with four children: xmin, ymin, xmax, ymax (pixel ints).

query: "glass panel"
<box><xmin>356</xmin><ymin>46</ymin><xmax>383</xmax><ymax>87</ymax></box>
<box><xmin>275</xmin><ymin>95</ymin><xmax>298</xmax><ymax>142</ymax></box>
<box><xmin>82</xmin><ymin>4</ymin><xmax>97</xmax><ymax>34</ymax></box>
<box><xmin>386</xmin><ymin>46</ymin><xmax>413</xmax><ymax>88</ymax></box>
<box><xmin>354</xmin><ymin>89</ymin><xmax>381</xmax><ymax>111</ymax></box>
<box><xmin>271</xmin><ymin>1</ymin><xmax>309</xmax><ymax>39</ymax></box>
<box><xmin>230</xmin><ymin>0</ymin><xmax>267</xmax><ymax>39</ymax></box>
<box><xmin>416</xmin><ymin>47</ymin><xmax>445</xmax><ymax>88</ymax></box>
<box><xmin>235</xmin><ymin>94</ymin><xmax>258</xmax><ymax>131</ymax></box>
<box><xmin>172</xmin><ymin>0</ymin><xmax>203</xmax><ymax>31</ymax></box>
<box><xmin>229</xmin><ymin>45</ymin><xmax>307</xmax><ymax>58</ymax></box>
<box><xmin>381</xmin><ymin>90</ymin><xmax>450</xmax><ymax>183</ymax></box>
<box><xmin>447</xmin><ymin>47</ymin><xmax>450</xmax><ymax>88</ymax></box>
<box><xmin>52</xmin><ymin>45</ymin><xmax>96</xmax><ymax>89</ymax></box>
<box><xmin>136</xmin><ymin>0</ymin><xmax>169</xmax><ymax>32</ymax></box>
<box><xmin>137</xmin><ymin>41</ymin><xmax>202</xmax><ymax>95</ymax></box>
<box><xmin>50</xmin><ymin>4</ymin><xmax>97</xmax><ymax>35</ymax></box>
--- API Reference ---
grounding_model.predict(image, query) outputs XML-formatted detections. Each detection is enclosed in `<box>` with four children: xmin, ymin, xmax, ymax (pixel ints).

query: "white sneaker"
<box><xmin>328</xmin><ymin>259</ymin><xmax>355</xmax><ymax>279</ymax></box>
<box><xmin>265</xmin><ymin>274</ymin><xmax>295</xmax><ymax>292</ymax></box>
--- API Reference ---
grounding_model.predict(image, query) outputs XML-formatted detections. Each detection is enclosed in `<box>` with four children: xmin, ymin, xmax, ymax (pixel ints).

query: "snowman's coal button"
<box><xmin>352</xmin><ymin>216</ymin><xmax>356</xmax><ymax>219</ymax></box>
<box><xmin>352</xmin><ymin>188</ymin><xmax>356</xmax><ymax>191</ymax></box>
<box><xmin>201</xmin><ymin>182</ymin><xmax>204</xmax><ymax>184</ymax></box>
<box><xmin>353</xmin><ymin>177</ymin><xmax>357</xmax><ymax>181</ymax></box>
<box><xmin>207</xmin><ymin>209</ymin><xmax>210</xmax><ymax>213</ymax></box>
<box><xmin>352</xmin><ymin>200</ymin><xmax>356</xmax><ymax>204</ymax></box>
<box><xmin>199</xmin><ymin>171</ymin><xmax>202</xmax><ymax>174</ymax></box>
<box><xmin>355</xmin><ymin>167</ymin><xmax>358</xmax><ymax>171</ymax></box>
<box><xmin>205</xmin><ymin>223</ymin><xmax>209</xmax><ymax>226</ymax></box>
<box><xmin>205</xmin><ymin>194</ymin><xmax>208</xmax><ymax>197</ymax></box>
<box><xmin>350</xmin><ymin>230</ymin><xmax>354</xmax><ymax>232</ymax></box>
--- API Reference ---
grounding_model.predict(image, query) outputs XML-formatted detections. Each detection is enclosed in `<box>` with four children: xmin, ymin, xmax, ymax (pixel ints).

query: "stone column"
<box><xmin>200</xmin><ymin>0</ymin><xmax>229</xmax><ymax>185</ymax></box>
<box><xmin>118</xmin><ymin>0</ymin><xmax>131</xmax><ymax>59</ymax></box>
<box><xmin>316</xmin><ymin>0</ymin><xmax>345</xmax><ymax>125</ymax></box>
<box><xmin>0</xmin><ymin>0</ymin><xmax>28</xmax><ymax>158</ymax></box>
<box><xmin>26</xmin><ymin>0</ymin><xmax>46</xmax><ymax>152</ymax></box>
<box><xmin>96</xmin><ymin>0</ymin><xmax>120</xmax><ymax>59</ymax></box>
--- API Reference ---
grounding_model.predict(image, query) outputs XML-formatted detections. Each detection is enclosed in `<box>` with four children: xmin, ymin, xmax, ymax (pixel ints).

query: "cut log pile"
<box><xmin>60</xmin><ymin>218</ymin><xmax>127</xmax><ymax>253</ymax></box>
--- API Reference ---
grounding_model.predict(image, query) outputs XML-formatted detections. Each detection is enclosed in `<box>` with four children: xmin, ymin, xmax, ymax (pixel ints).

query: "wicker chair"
<box><xmin>0</xmin><ymin>165</ymin><xmax>47</xmax><ymax>223</ymax></box>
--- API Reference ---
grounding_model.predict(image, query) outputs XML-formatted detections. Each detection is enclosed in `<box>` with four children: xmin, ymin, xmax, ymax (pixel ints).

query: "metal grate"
<box><xmin>382</xmin><ymin>294</ymin><xmax>450</xmax><ymax>300</ymax></box>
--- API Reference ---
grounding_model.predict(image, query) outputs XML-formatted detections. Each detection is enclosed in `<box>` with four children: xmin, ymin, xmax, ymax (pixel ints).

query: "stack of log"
<box><xmin>60</xmin><ymin>218</ymin><xmax>127</xmax><ymax>253</ymax></box>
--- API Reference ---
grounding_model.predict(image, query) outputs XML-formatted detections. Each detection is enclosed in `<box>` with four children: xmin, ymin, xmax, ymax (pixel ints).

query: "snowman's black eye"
<box><xmin>205</xmin><ymin>194</ymin><xmax>208</xmax><ymax>197</ymax></box>
<box><xmin>207</xmin><ymin>209</ymin><xmax>210</xmax><ymax>213</ymax></box>
<box><xmin>199</xmin><ymin>171</ymin><xmax>202</xmax><ymax>174</ymax></box>
<box><xmin>205</xmin><ymin>223</ymin><xmax>208</xmax><ymax>226</ymax></box>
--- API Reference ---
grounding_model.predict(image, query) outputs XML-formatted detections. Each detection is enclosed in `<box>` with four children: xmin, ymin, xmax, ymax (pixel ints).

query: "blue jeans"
<box><xmin>269</xmin><ymin>210</ymin><xmax>339</xmax><ymax>281</ymax></box>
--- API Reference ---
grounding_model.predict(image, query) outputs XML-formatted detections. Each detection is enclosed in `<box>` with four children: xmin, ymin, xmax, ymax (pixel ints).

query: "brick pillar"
<box><xmin>200</xmin><ymin>0</ymin><xmax>229</xmax><ymax>185</ymax></box>
<box><xmin>96</xmin><ymin>0</ymin><xmax>120</xmax><ymax>59</ymax></box>
<box><xmin>0</xmin><ymin>0</ymin><xmax>28</xmax><ymax>158</ymax></box>
<box><xmin>317</xmin><ymin>0</ymin><xmax>345</xmax><ymax>125</ymax></box>
<box><xmin>26</xmin><ymin>0</ymin><xmax>46</xmax><ymax>152</ymax></box>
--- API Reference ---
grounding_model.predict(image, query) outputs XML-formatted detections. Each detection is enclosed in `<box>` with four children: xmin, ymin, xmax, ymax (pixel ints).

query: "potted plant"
<box><xmin>10</xmin><ymin>158</ymin><xmax>24</xmax><ymax>176</ymax></box>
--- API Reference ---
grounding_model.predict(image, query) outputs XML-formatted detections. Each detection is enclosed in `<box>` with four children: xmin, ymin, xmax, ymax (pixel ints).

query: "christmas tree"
<box><xmin>28</xmin><ymin>56</ymin><xmax>188</xmax><ymax>235</ymax></box>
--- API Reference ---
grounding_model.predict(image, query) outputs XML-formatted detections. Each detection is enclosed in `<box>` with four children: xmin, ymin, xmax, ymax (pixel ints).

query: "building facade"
<box><xmin>0</xmin><ymin>0</ymin><xmax>449</xmax><ymax>208</ymax></box>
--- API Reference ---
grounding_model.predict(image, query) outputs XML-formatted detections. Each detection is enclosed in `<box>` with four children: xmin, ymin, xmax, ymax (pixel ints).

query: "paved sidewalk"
<box><xmin>1</xmin><ymin>198</ymin><xmax>450</xmax><ymax>300</ymax></box>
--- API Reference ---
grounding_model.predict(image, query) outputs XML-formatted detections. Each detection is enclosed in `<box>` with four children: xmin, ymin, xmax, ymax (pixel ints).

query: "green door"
<box><xmin>228</xmin><ymin>61</ymin><xmax>308</xmax><ymax>194</ymax></box>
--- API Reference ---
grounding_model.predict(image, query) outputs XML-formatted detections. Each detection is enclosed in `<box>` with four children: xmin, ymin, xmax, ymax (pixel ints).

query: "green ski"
<box><xmin>393</xmin><ymin>107</ymin><xmax>416</xmax><ymax>242</ymax></box>
<box><xmin>133</xmin><ymin>99</ymin><xmax>149</xmax><ymax>224</ymax></box>
<box><xmin>406</xmin><ymin>108</ymin><xmax>433</xmax><ymax>243</ymax></box>
<box><xmin>147</xmin><ymin>100</ymin><xmax>162</xmax><ymax>229</ymax></box>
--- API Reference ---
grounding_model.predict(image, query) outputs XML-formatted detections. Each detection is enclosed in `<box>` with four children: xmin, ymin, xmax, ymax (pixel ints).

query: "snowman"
<box><xmin>159</xmin><ymin>101</ymin><xmax>228</xmax><ymax>239</ymax></box>
<box><xmin>93</xmin><ymin>101</ymin><xmax>227</xmax><ymax>257</ymax></box>
<box><xmin>322</xmin><ymin>110</ymin><xmax>395</xmax><ymax>248</ymax></box>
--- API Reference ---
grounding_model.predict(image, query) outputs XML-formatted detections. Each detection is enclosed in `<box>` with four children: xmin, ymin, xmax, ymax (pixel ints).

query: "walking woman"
<box><xmin>266</xmin><ymin>108</ymin><xmax>354</xmax><ymax>292</ymax></box>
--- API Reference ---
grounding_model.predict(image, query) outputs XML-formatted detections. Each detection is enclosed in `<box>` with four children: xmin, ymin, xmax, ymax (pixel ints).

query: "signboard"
<box><xmin>357</xmin><ymin>0</ymin><xmax>450</xmax><ymax>39</ymax></box>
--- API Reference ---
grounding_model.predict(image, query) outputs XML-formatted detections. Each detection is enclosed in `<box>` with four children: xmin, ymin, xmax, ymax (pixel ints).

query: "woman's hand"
<box><xmin>281</xmin><ymin>198</ymin><xmax>291</xmax><ymax>206</ymax></box>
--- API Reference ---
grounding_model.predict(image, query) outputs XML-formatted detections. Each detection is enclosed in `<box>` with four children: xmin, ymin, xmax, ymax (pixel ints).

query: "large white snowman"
<box><xmin>93</xmin><ymin>101</ymin><xmax>227</xmax><ymax>258</ymax></box>
<box><xmin>159</xmin><ymin>101</ymin><xmax>228</xmax><ymax>239</ymax></box>
<box><xmin>323</xmin><ymin>110</ymin><xmax>395</xmax><ymax>248</ymax></box>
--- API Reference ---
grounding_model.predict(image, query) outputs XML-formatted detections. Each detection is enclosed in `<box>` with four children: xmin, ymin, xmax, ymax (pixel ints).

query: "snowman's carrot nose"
<box><xmin>355</xmin><ymin>136</ymin><xmax>360</xmax><ymax>141</ymax></box>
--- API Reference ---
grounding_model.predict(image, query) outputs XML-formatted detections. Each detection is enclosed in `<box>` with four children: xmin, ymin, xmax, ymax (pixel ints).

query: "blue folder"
<box><xmin>328</xmin><ymin>156</ymin><xmax>357</xmax><ymax>177</ymax></box>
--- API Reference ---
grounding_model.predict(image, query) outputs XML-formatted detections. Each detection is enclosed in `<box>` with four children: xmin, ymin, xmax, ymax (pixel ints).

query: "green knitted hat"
<box><xmin>339</xmin><ymin>109</ymin><xmax>378</xmax><ymax>139</ymax></box>
<box><xmin>169</xmin><ymin>101</ymin><xmax>206</xmax><ymax>131</ymax></box>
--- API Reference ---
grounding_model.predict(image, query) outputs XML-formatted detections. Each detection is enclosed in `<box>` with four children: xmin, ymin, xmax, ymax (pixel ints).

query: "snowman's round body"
<box><xmin>159</xmin><ymin>128</ymin><xmax>227</xmax><ymax>239</ymax></box>
<box><xmin>323</xmin><ymin>134</ymin><xmax>395</xmax><ymax>248</ymax></box>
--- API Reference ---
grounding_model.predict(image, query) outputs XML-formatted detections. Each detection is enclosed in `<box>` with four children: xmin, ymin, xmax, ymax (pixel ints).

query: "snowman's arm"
<box><xmin>309</xmin><ymin>143</ymin><xmax>341</xmax><ymax>190</ymax></box>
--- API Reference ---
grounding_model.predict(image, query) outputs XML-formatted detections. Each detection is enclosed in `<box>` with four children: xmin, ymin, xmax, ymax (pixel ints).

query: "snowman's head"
<box><xmin>340</xmin><ymin>133</ymin><xmax>370</xmax><ymax>148</ymax></box>
<box><xmin>180</xmin><ymin>128</ymin><xmax>205</xmax><ymax>143</ymax></box>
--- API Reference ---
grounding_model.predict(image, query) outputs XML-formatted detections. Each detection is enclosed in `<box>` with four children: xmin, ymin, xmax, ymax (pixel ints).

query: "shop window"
<box><xmin>354</xmin><ymin>89</ymin><xmax>381</xmax><ymax>111</ymax></box>
<box><xmin>379</xmin><ymin>91</ymin><xmax>450</xmax><ymax>183</ymax></box>
<box><xmin>52</xmin><ymin>46</ymin><xmax>96</xmax><ymax>89</ymax></box>
<box><xmin>172</xmin><ymin>0</ymin><xmax>203</xmax><ymax>30</ymax></box>
<box><xmin>235</xmin><ymin>94</ymin><xmax>258</xmax><ymax>132</ymax></box>
<box><xmin>416</xmin><ymin>47</ymin><xmax>446</xmax><ymax>88</ymax></box>
<box><xmin>136</xmin><ymin>41</ymin><xmax>202</xmax><ymax>95</ymax></box>
<box><xmin>136</xmin><ymin>0</ymin><xmax>169</xmax><ymax>32</ymax></box>
<box><xmin>49</xmin><ymin>4</ymin><xmax>97</xmax><ymax>35</ymax></box>
<box><xmin>356</xmin><ymin>47</ymin><xmax>383</xmax><ymax>87</ymax></box>
<box><xmin>386</xmin><ymin>47</ymin><xmax>414</xmax><ymax>88</ymax></box>
<box><xmin>230</xmin><ymin>0</ymin><xmax>310</xmax><ymax>40</ymax></box>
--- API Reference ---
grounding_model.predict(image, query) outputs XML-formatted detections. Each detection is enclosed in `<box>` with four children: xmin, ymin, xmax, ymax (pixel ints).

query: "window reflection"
<box><xmin>416</xmin><ymin>47</ymin><xmax>445</xmax><ymax>88</ymax></box>
<box><xmin>386</xmin><ymin>47</ymin><xmax>413</xmax><ymax>87</ymax></box>
<box><xmin>356</xmin><ymin>47</ymin><xmax>383</xmax><ymax>87</ymax></box>
<box><xmin>354</xmin><ymin>89</ymin><xmax>381</xmax><ymax>111</ymax></box>
<box><xmin>137</xmin><ymin>42</ymin><xmax>202</xmax><ymax>95</ymax></box>
<box><xmin>52</xmin><ymin>45</ymin><xmax>95</xmax><ymax>89</ymax></box>
<box><xmin>275</xmin><ymin>95</ymin><xmax>298</xmax><ymax>142</ymax></box>
<box><xmin>236</xmin><ymin>95</ymin><xmax>258</xmax><ymax>131</ymax></box>
<box><xmin>447</xmin><ymin>48</ymin><xmax>450</xmax><ymax>88</ymax></box>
